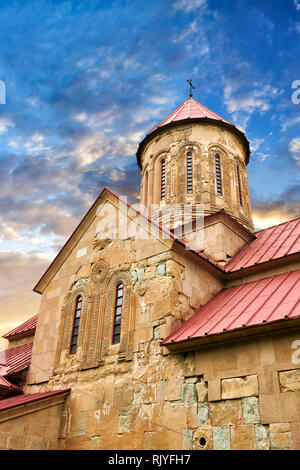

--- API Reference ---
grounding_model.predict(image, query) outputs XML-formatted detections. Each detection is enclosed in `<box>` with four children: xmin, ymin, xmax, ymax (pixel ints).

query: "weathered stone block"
<box><xmin>118</xmin><ymin>408</ymin><xmax>131</xmax><ymax>434</ymax></box>
<box><xmin>142</xmin><ymin>383</ymin><xmax>157</xmax><ymax>404</ymax></box>
<box><xmin>156</xmin><ymin>263</ymin><xmax>166</xmax><ymax>275</ymax></box>
<box><xmin>192</xmin><ymin>426</ymin><xmax>213</xmax><ymax>450</ymax></box>
<box><xmin>166</xmin><ymin>260</ymin><xmax>184</xmax><ymax>278</ymax></box>
<box><xmin>196</xmin><ymin>380</ymin><xmax>208</xmax><ymax>402</ymax></box>
<box><xmin>165</xmin><ymin>378</ymin><xmax>183</xmax><ymax>401</ymax></box>
<box><xmin>209</xmin><ymin>399</ymin><xmax>242</xmax><ymax>426</ymax></box>
<box><xmin>75</xmin><ymin>411</ymin><xmax>87</xmax><ymax>437</ymax></box>
<box><xmin>153</xmin><ymin>325</ymin><xmax>160</xmax><ymax>340</ymax></box>
<box><xmin>221</xmin><ymin>375</ymin><xmax>258</xmax><ymax>399</ymax></box>
<box><xmin>182</xmin><ymin>428</ymin><xmax>193</xmax><ymax>450</ymax></box>
<box><xmin>213</xmin><ymin>426</ymin><xmax>231</xmax><ymax>450</ymax></box>
<box><xmin>182</xmin><ymin>383</ymin><xmax>197</xmax><ymax>404</ymax></box>
<box><xmin>184</xmin><ymin>352</ymin><xmax>195</xmax><ymax>377</ymax></box>
<box><xmin>255</xmin><ymin>424</ymin><xmax>270</xmax><ymax>450</ymax></box>
<box><xmin>270</xmin><ymin>423</ymin><xmax>294</xmax><ymax>450</ymax></box>
<box><xmin>230</xmin><ymin>424</ymin><xmax>255</xmax><ymax>450</ymax></box>
<box><xmin>208</xmin><ymin>380</ymin><xmax>221</xmax><ymax>402</ymax></box>
<box><xmin>279</xmin><ymin>369</ymin><xmax>300</xmax><ymax>393</ymax></box>
<box><xmin>242</xmin><ymin>397</ymin><xmax>260</xmax><ymax>424</ymax></box>
<box><xmin>197</xmin><ymin>403</ymin><xmax>209</xmax><ymax>426</ymax></box>
<box><xmin>144</xmin><ymin>431</ymin><xmax>156</xmax><ymax>450</ymax></box>
<box><xmin>157</xmin><ymin>380</ymin><xmax>166</xmax><ymax>403</ymax></box>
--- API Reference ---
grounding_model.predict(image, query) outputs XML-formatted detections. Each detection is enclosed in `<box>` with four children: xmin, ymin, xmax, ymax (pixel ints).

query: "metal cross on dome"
<box><xmin>187</xmin><ymin>79</ymin><xmax>195</xmax><ymax>97</ymax></box>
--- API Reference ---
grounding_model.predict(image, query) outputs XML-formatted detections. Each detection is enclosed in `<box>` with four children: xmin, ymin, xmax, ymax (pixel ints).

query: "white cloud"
<box><xmin>173</xmin><ymin>20</ymin><xmax>198</xmax><ymax>43</ymax></box>
<box><xmin>250</xmin><ymin>137</ymin><xmax>265</xmax><ymax>152</ymax></box>
<box><xmin>294</xmin><ymin>0</ymin><xmax>300</xmax><ymax>10</ymax></box>
<box><xmin>24</xmin><ymin>133</ymin><xmax>52</xmax><ymax>155</ymax></box>
<box><xmin>224</xmin><ymin>83</ymin><xmax>280</xmax><ymax>115</ymax></box>
<box><xmin>109</xmin><ymin>170</ymin><xmax>126</xmax><ymax>182</ymax></box>
<box><xmin>74</xmin><ymin>112</ymin><xmax>88</xmax><ymax>122</ymax></box>
<box><xmin>173</xmin><ymin>0</ymin><xmax>207</xmax><ymax>12</ymax></box>
<box><xmin>129</xmin><ymin>131</ymin><xmax>145</xmax><ymax>142</ymax></box>
<box><xmin>255</xmin><ymin>152</ymin><xmax>269</xmax><ymax>162</ymax></box>
<box><xmin>71</xmin><ymin>133</ymin><xmax>137</xmax><ymax>167</ymax></box>
<box><xmin>0</xmin><ymin>116</ymin><xmax>14</xmax><ymax>134</ymax></box>
<box><xmin>289</xmin><ymin>137</ymin><xmax>300</xmax><ymax>165</ymax></box>
<box><xmin>281</xmin><ymin>115</ymin><xmax>300</xmax><ymax>131</ymax></box>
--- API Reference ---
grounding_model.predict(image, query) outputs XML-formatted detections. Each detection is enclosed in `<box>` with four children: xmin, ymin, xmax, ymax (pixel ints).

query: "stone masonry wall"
<box><xmin>23</xmin><ymin>194</ymin><xmax>300</xmax><ymax>450</ymax></box>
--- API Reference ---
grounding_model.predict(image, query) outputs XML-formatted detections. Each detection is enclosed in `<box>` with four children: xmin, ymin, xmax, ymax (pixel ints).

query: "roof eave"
<box><xmin>3</xmin><ymin>328</ymin><xmax>36</xmax><ymax>341</ymax></box>
<box><xmin>136</xmin><ymin>117</ymin><xmax>250</xmax><ymax>169</ymax></box>
<box><xmin>161</xmin><ymin>316</ymin><xmax>300</xmax><ymax>352</ymax></box>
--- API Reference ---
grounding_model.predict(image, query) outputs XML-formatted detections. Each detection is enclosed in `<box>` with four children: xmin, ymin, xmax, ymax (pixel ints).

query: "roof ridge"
<box><xmin>3</xmin><ymin>314</ymin><xmax>38</xmax><ymax>339</ymax></box>
<box><xmin>192</xmin><ymin>97</ymin><xmax>232</xmax><ymax>123</ymax></box>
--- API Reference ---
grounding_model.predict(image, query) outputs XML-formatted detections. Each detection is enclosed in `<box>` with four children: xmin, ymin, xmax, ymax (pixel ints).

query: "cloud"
<box><xmin>0</xmin><ymin>116</ymin><xmax>14</xmax><ymax>134</ymax></box>
<box><xmin>173</xmin><ymin>0</ymin><xmax>207</xmax><ymax>12</ymax></box>
<box><xmin>252</xmin><ymin>200</ymin><xmax>300</xmax><ymax>230</ymax></box>
<box><xmin>250</xmin><ymin>137</ymin><xmax>265</xmax><ymax>152</ymax></box>
<box><xmin>252</xmin><ymin>185</ymin><xmax>300</xmax><ymax>230</ymax></box>
<box><xmin>289</xmin><ymin>137</ymin><xmax>300</xmax><ymax>165</ymax></box>
<box><xmin>0</xmin><ymin>251</ymin><xmax>49</xmax><ymax>350</ymax></box>
<box><xmin>294</xmin><ymin>0</ymin><xmax>300</xmax><ymax>11</ymax></box>
<box><xmin>224</xmin><ymin>83</ymin><xmax>278</xmax><ymax>114</ymax></box>
<box><xmin>281</xmin><ymin>116</ymin><xmax>300</xmax><ymax>131</ymax></box>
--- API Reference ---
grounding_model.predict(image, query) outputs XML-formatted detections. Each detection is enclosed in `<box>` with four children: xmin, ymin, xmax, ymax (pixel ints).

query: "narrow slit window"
<box><xmin>70</xmin><ymin>295</ymin><xmax>82</xmax><ymax>354</ymax></box>
<box><xmin>112</xmin><ymin>283</ymin><xmax>124</xmax><ymax>345</ymax></box>
<box><xmin>186</xmin><ymin>152</ymin><xmax>193</xmax><ymax>194</ymax></box>
<box><xmin>144</xmin><ymin>171</ymin><xmax>148</xmax><ymax>206</ymax></box>
<box><xmin>237</xmin><ymin>164</ymin><xmax>243</xmax><ymax>206</ymax></box>
<box><xmin>161</xmin><ymin>159</ymin><xmax>165</xmax><ymax>200</ymax></box>
<box><xmin>215</xmin><ymin>154</ymin><xmax>222</xmax><ymax>196</ymax></box>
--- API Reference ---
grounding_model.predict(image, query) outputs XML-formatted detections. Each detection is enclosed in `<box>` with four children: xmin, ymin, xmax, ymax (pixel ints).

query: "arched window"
<box><xmin>112</xmin><ymin>283</ymin><xmax>124</xmax><ymax>344</ymax></box>
<box><xmin>215</xmin><ymin>154</ymin><xmax>222</xmax><ymax>196</ymax></box>
<box><xmin>186</xmin><ymin>152</ymin><xmax>193</xmax><ymax>194</ymax></box>
<box><xmin>237</xmin><ymin>164</ymin><xmax>243</xmax><ymax>206</ymax></box>
<box><xmin>161</xmin><ymin>159</ymin><xmax>165</xmax><ymax>200</ymax></box>
<box><xmin>70</xmin><ymin>295</ymin><xmax>82</xmax><ymax>354</ymax></box>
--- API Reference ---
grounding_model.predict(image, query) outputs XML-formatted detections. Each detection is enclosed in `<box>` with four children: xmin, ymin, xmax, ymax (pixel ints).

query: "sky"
<box><xmin>0</xmin><ymin>0</ymin><xmax>299</xmax><ymax>348</ymax></box>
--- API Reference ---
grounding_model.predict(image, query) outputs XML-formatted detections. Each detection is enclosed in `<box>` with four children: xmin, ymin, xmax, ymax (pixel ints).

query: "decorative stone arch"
<box><xmin>83</xmin><ymin>259</ymin><xmax>110</xmax><ymax>368</ymax></box>
<box><xmin>102</xmin><ymin>270</ymin><xmax>133</xmax><ymax>361</ymax></box>
<box><xmin>175</xmin><ymin>142</ymin><xmax>202</xmax><ymax>204</ymax></box>
<box><xmin>207</xmin><ymin>143</ymin><xmax>231</xmax><ymax>209</ymax></box>
<box><xmin>54</xmin><ymin>282</ymin><xmax>92</xmax><ymax>372</ymax></box>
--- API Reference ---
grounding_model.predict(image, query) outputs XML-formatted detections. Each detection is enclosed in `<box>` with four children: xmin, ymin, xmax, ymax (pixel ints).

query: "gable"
<box><xmin>33</xmin><ymin>187</ymin><xmax>177</xmax><ymax>295</ymax></box>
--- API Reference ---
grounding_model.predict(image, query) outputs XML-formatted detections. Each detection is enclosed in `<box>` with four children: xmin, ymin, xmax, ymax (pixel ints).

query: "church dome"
<box><xmin>136</xmin><ymin>96</ymin><xmax>250</xmax><ymax>169</ymax></box>
<box><xmin>137</xmin><ymin>95</ymin><xmax>253</xmax><ymax>233</ymax></box>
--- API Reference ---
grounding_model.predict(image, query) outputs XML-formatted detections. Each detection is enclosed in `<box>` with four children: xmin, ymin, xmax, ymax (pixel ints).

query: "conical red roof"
<box><xmin>136</xmin><ymin>95</ymin><xmax>250</xmax><ymax>168</ymax></box>
<box><xmin>147</xmin><ymin>96</ymin><xmax>232</xmax><ymax>135</ymax></box>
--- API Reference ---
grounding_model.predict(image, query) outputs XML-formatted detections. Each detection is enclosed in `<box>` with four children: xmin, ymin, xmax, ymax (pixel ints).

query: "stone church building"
<box><xmin>0</xmin><ymin>96</ymin><xmax>299</xmax><ymax>450</ymax></box>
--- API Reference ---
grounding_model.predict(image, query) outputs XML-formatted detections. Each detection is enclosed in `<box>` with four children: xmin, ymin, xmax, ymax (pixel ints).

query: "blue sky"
<box><xmin>0</xmin><ymin>0</ymin><xmax>299</xmax><ymax>344</ymax></box>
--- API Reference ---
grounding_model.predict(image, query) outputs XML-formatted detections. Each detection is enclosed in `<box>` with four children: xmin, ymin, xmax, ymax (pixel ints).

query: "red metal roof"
<box><xmin>161</xmin><ymin>270</ymin><xmax>300</xmax><ymax>346</ymax></box>
<box><xmin>3</xmin><ymin>314</ymin><xmax>38</xmax><ymax>339</ymax></box>
<box><xmin>0</xmin><ymin>375</ymin><xmax>22</xmax><ymax>393</ymax></box>
<box><xmin>0</xmin><ymin>343</ymin><xmax>32</xmax><ymax>375</ymax></box>
<box><xmin>225</xmin><ymin>217</ymin><xmax>300</xmax><ymax>272</ymax></box>
<box><xmin>0</xmin><ymin>388</ymin><xmax>71</xmax><ymax>412</ymax></box>
<box><xmin>147</xmin><ymin>97</ymin><xmax>233</xmax><ymax>135</ymax></box>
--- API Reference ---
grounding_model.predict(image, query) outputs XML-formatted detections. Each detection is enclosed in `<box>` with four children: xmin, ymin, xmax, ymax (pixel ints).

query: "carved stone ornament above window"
<box><xmin>91</xmin><ymin>259</ymin><xmax>109</xmax><ymax>285</ymax></box>
<box><xmin>93</xmin><ymin>236</ymin><xmax>112</xmax><ymax>250</ymax></box>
